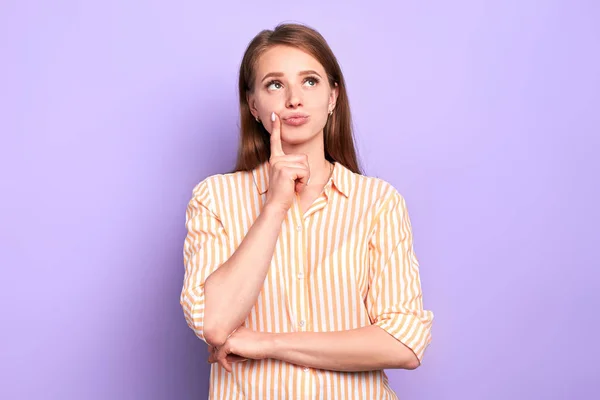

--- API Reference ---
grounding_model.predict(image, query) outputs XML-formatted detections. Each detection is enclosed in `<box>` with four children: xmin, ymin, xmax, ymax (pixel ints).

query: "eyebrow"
<box><xmin>261</xmin><ymin>70</ymin><xmax>322</xmax><ymax>82</ymax></box>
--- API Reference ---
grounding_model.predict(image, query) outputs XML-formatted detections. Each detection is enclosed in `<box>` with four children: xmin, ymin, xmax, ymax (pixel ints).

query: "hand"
<box><xmin>207</xmin><ymin>344</ymin><xmax>248</xmax><ymax>368</ymax></box>
<box><xmin>209</xmin><ymin>326</ymin><xmax>273</xmax><ymax>373</ymax></box>
<box><xmin>264</xmin><ymin>112</ymin><xmax>310</xmax><ymax>213</ymax></box>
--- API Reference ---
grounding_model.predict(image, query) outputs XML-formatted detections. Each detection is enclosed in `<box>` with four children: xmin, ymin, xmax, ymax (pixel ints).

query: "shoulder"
<box><xmin>189</xmin><ymin>170</ymin><xmax>253</xmax><ymax>207</ymax></box>
<box><xmin>348</xmin><ymin>170</ymin><xmax>406</xmax><ymax>209</ymax></box>
<box><xmin>192</xmin><ymin>169</ymin><xmax>253</xmax><ymax>192</ymax></box>
<box><xmin>351</xmin><ymin>175</ymin><xmax>414</xmax><ymax>237</ymax></box>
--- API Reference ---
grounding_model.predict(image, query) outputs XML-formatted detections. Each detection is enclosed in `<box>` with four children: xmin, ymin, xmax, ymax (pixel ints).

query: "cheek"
<box><xmin>308</xmin><ymin>100</ymin><xmax>331</xmax><ymax>128</ymax></box>
<box><xmin>256</xmin><ymin>93</ymin><xmax>282</xmax><ymax>114</ymax></box>
<box><xmin>305</xmin><ymin>91</ymin><xmax>330</xmax><ymax>110</ymax></box>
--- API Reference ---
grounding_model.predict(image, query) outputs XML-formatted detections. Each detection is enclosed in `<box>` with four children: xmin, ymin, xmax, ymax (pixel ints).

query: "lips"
<box><xmin>282</xmin><ymin>115</ymin><xmax>309</xmax><ymax>127</ymax></box>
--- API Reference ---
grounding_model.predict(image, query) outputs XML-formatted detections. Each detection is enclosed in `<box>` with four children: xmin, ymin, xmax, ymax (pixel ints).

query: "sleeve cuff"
<box><xmin>374</xmin><ymin>310</ymin><xmax>433</xmax><ymax>362</ymax></box>
<box><xmin>180</xmin><ymin>285</ymin><xmax>208</xmax><ymax>343</ymax></box>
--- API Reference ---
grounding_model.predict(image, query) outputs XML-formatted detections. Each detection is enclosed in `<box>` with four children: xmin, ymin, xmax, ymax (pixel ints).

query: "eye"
<box><xmin>266</xmin><ymin>80</ymin><xmax>283</xmax><ymax>91</ymax></box>
<box><xmin>304</xmin><ymin>76</ymin><xmax>320</xmax><ymax>87</ymax></box>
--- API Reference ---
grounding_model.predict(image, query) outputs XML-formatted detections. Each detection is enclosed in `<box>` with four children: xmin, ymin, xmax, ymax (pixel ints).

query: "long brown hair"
<box><xmin>233</xmin><ymin>23</ymin><xmax>362</xmax><ymax>175</ymax></box>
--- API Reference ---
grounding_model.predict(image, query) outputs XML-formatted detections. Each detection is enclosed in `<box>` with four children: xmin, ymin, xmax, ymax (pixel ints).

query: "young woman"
<box><xmin>181</xmin><ymin>23</ymin><xmax>434</xmax><ymax>399</ymax></box>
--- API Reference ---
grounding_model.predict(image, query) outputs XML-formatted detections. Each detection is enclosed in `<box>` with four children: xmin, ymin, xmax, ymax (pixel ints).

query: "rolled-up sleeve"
<box><xmin>180</xmin><ymin>180</ymin><xmax>228</xmax><ymax>343</ymax></box>
<box><xmin>367</xmin><ymin>188</ymin><xmax>434</xmax><ymax>363</ymax></box>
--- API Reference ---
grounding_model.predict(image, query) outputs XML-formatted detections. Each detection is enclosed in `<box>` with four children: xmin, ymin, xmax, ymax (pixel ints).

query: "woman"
<box><xmin>181</xmin><ymin>23</ymin><xmax>434</xmax><ymax>399</ymax></box>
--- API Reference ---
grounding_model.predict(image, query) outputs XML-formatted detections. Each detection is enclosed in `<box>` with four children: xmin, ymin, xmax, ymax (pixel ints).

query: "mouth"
<box><xmin>282</xmin><ymin>115</ymin><xmax>310</xmax><ymax>127</ymax></box>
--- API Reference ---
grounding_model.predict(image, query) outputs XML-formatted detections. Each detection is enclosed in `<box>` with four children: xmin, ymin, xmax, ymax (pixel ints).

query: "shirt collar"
<box><xmin>252</xmin><ymin>161</ymin><xmax>352</xmax><ymax>198</ymax></box>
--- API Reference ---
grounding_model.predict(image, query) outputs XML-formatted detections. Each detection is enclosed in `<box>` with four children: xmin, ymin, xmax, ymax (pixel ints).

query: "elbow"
<box><xmin>390</xmin><ymin>353</ymin><xmax>420</xmax><ymax>370</ymax></box>
<box><xmin>402</xmin><ymin>355</ymin><xmax>421</xmax><ymax>370</ymax></box>
<box><xmin>392</xmin><ymin>344</ymin><xmax>421</xmax><ymax>370</ymax></box>
<box><xmin>203</xmin><ymin>319</ymin><xmax>229</xmax><ymax>348</ymax></box>
<box><xmin>203</xmin><ymin>329</ymin><xmax>227</xmax><ymax>348</ymax></box>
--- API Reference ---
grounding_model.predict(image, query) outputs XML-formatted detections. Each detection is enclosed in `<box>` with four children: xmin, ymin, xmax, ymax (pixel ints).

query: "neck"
<box><xmin>281</xmin><ymin>132</ymin><xmax>332</xmax><ymax>186</ymax></box>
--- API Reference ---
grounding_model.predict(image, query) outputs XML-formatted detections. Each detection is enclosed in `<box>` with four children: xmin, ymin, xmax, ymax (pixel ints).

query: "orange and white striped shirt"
<box><xmin>180</xmin><ymin>161</ymin><xmax>434</xmax><ymax>399</ymax></box>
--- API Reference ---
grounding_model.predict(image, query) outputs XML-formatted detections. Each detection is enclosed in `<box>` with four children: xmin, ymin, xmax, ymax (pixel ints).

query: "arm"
<box><xmin>180</xmin><ymin>179</ymin><xmax>288</xmax><ymax>348</ymax></box>
<box><xmin>201</xmin><ymin>113</ymin><xmax>309</xmax><ymax>347</ymax></box>
<box><xmin>364</xmin><ymin>189</ymin><xmax>434</xmax><ymax>366</ymax></box>
<box><xmin>266</xmin><ymin>325</ymin><xmax>420</xmax><ymax>371</ymax></box>
<box><xmin>202</xmin><ymin>203</ymin><xmax>286</xmax><ymax>346</ymax></box>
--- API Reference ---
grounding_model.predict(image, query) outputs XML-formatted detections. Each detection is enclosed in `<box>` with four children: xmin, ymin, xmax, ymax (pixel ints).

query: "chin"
<box><xmin>281</xmin><ymin>124</ymin><xmax>325</xmax><ymax>145</ymax></box>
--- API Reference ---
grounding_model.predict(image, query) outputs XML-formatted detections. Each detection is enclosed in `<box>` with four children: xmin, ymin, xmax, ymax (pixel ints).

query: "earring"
<box><xmin>329</xmin><ymin>109</ymin><xmax>334</xmax><ymax>115</ymax></box>
<box><xmin>256</xmin><ymin>116</ymin><xmax>260</xmax><ymax>122</ymax></box>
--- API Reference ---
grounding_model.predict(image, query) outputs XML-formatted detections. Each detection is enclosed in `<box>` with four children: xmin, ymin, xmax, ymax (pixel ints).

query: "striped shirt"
<box><xmin>180</xmin><ymin>161</ymin><xmax>434</xmax><ymax>399</ymax></box>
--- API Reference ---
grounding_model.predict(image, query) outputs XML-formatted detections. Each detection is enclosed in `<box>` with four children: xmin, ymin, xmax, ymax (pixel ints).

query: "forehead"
<box><xmin>256</xmin><ymin>45</ymin><xmax>326</xmax><ymax>76</ymax></box>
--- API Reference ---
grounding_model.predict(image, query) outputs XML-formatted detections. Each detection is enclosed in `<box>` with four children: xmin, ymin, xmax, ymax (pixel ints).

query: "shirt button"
<box><xmin>296</xmin><ymin>225</ymin><xmax>302</xmax><ymax>231</ymax></box>
<box><xmin>297</xmin><ymin>272</ymin><xmax>304</xmax><ymax>279</ymax></box>
<box><xmin>303</xmin><ymin>367</ymin><xmax>309</xmax><ymax>372</ymax></box>
<box><xmin>299</xmin><ymin>320</ymin><xmax>305</xmax><ymax>327</ymax></box>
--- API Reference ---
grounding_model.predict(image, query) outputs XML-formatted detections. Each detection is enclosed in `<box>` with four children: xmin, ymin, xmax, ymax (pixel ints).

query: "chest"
<box><xmin>219</xmin><ymin>186</ymin><xmax>377</xmax><ymax>286</ymax></box>
<box><xmin>297</xmin><ymin>186</ymin><xmax>326</xmax><ymax>215</ymax></box>
<box><xmin>276</xmin><ymin>194</ymin><xmax>374</xmax><ymax>298</ymax></box>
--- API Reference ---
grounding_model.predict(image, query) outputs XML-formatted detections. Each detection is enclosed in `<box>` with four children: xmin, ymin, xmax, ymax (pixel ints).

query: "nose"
<box><xmin>286</xmin><ymin>86</ymin><xmax>302</xmax><ymax>109</ymax></box>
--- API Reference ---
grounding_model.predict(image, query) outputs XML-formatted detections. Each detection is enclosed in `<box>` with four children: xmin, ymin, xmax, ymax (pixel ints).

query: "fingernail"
<box><xmin>271</xmin><ymin>112</ymin><xmax>276</xmax><ymax>122</ymax></box>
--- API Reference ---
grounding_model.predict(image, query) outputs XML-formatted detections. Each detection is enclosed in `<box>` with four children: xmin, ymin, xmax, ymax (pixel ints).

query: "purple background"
<box><xmin>2</xmin><ymin>1</ymin><xmax>598</xmax><ymax>399</ymax></box>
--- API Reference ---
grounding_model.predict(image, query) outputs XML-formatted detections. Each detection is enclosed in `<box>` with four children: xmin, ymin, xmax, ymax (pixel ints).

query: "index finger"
<box><xmin>269</xmin><ymin>112</ymin><xmax>285</xmax><ymax>158</ymax></box>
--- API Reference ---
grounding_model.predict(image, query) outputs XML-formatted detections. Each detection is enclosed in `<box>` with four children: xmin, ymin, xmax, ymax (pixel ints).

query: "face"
<box><xmin>248</xmin><ymin>45</ymin><xmax>338</xmax><ymax>146</ymax></box>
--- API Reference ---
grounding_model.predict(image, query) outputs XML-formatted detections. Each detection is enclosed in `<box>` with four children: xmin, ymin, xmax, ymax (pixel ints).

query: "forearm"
<box><xmin>203</xmin><ymin>205</ymin><xmax>286</xmax><ymax>346</ymax></box>
<box><xmin>266</xmin><ymin>325</ymin><xmax>420</xmax><ymax>371</ymax></box>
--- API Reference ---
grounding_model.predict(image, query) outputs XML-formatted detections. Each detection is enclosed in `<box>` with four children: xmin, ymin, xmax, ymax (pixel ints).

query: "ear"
<box><xmin>329</xmin><ymin>82</ymin><xmax>339</xmax><ymax>110</ymax></box>
<box><xmin>247</xmin><ymin>92</ymin><xmax>259</xmax><ymax>119</ymax></box>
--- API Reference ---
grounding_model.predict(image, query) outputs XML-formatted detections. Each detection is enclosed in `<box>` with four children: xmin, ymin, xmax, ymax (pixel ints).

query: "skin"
<box><xmin>202</xmin><ymin>45</ymin><xmax>421</xmax><ymax>373</ymax></box>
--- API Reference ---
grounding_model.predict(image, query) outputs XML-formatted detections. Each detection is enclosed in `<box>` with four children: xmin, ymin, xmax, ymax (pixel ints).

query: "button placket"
<box><xmin>292</xmin><ymin>205</ymin><xmax>308</xmax><ymax>334</ymax></box>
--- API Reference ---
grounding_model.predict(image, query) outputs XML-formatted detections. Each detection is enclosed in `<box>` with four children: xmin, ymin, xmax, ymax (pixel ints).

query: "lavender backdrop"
<box><xmin>1</xmin><ymin>1</ymin><xmax>598</xmax><ymax>399</ymax></box>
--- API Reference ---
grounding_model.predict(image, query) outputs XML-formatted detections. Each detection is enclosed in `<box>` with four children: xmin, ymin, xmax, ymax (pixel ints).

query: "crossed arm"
<box><xmin>181</xmin><ymin>181</ymin><xmax>432</xmax><ymax>374</ymax></box>
<box><xmin>206</xmin><ymin>324</ymin><xmax>420</xmax><ymax>373</ymax></box>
